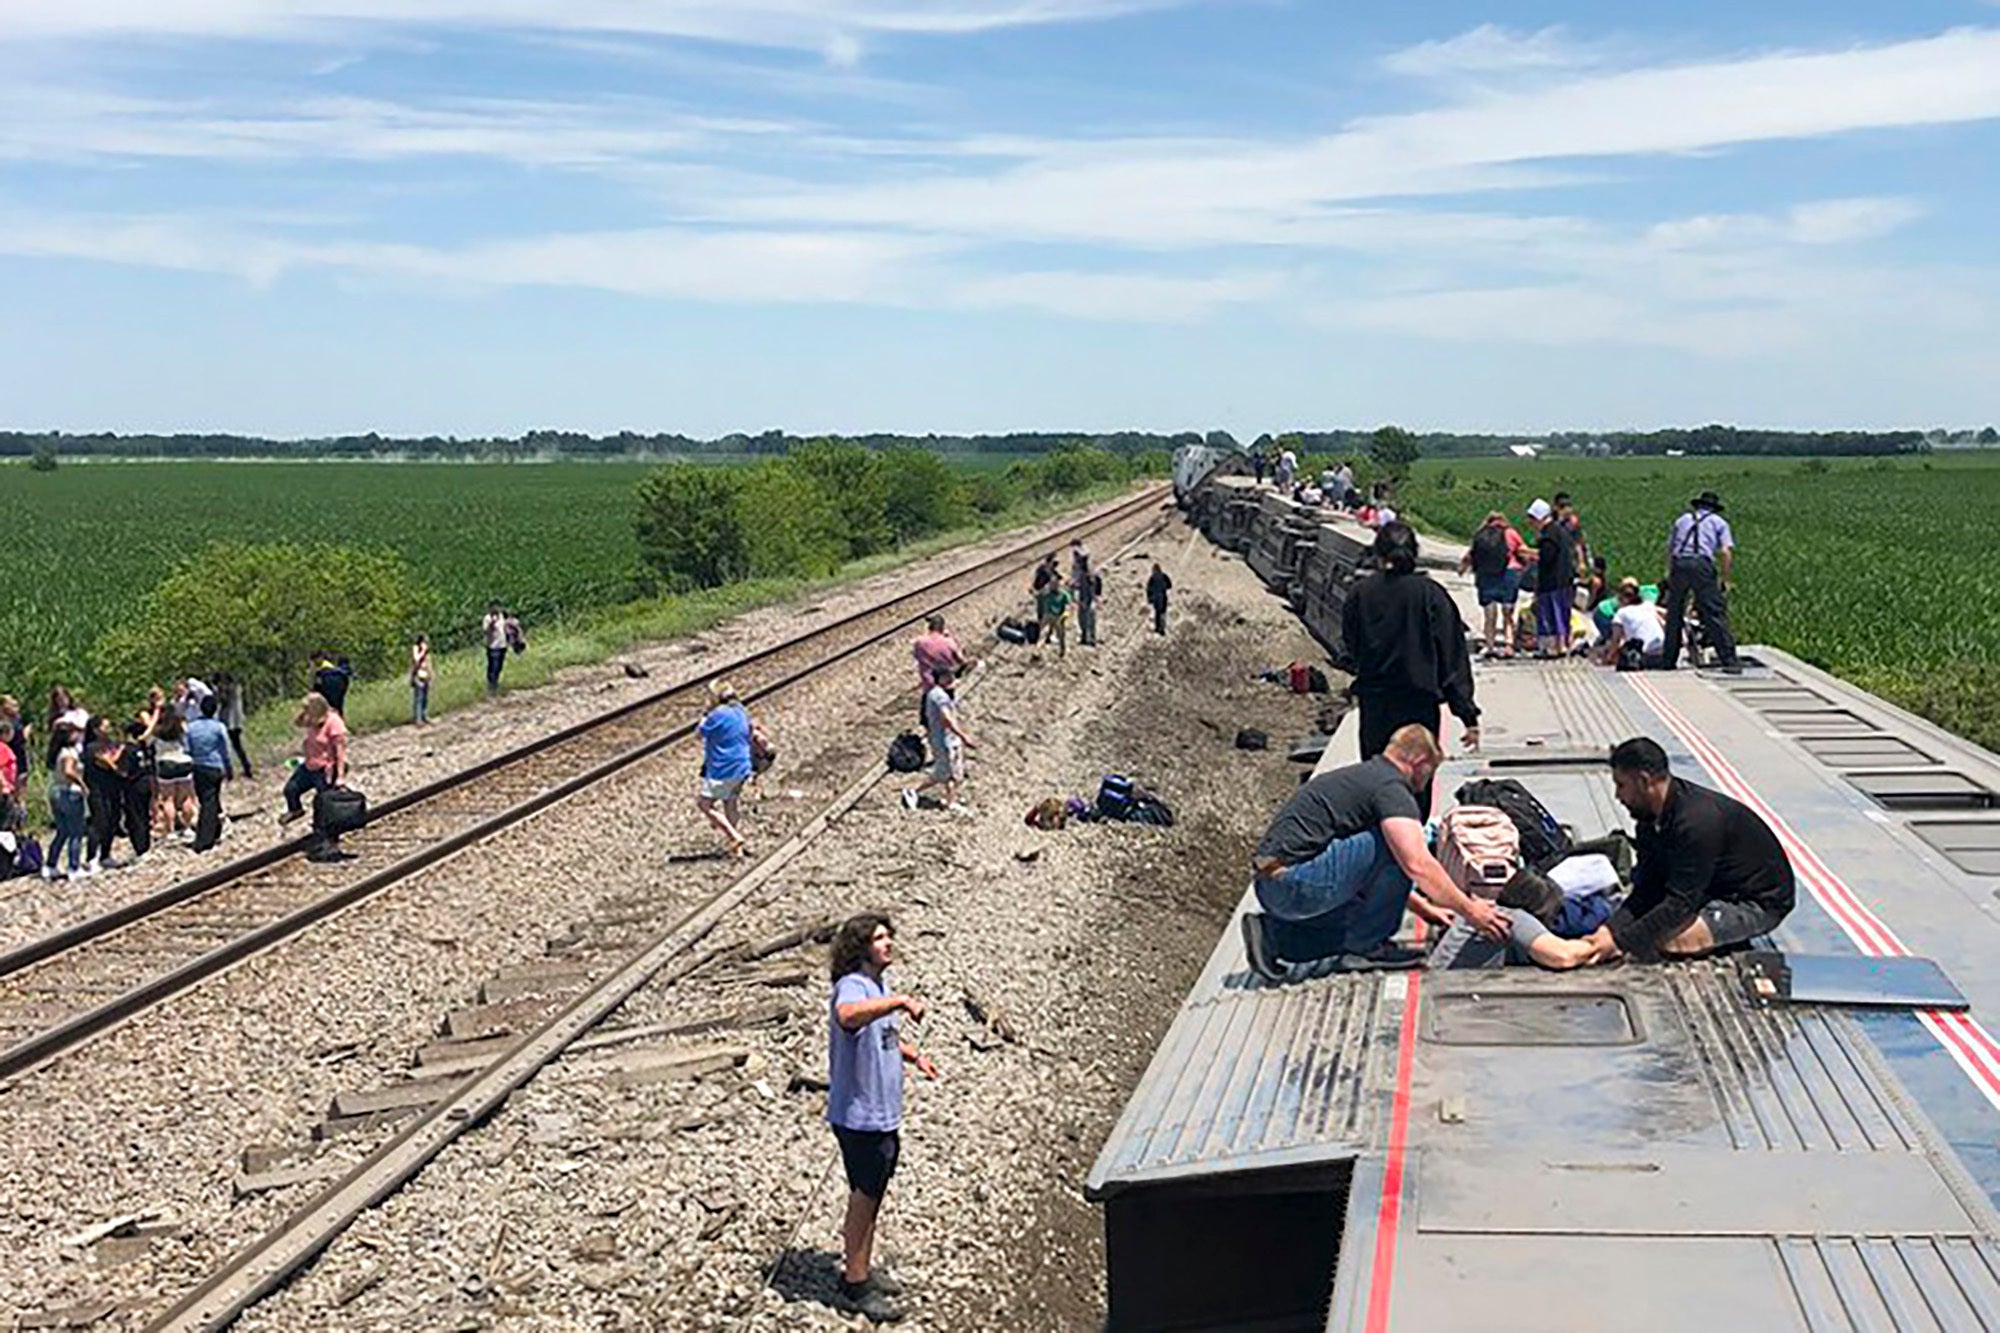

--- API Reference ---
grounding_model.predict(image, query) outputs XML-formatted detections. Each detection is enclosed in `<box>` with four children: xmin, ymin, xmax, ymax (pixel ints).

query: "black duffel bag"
<box><xmin>313</xmin><ymin>785</ymin><xmax>369</xmax><ymax>836</ymax></box>
<box><xmin>887</xmin><ymin>733</ymin><xmax>928</xmax><ymax>774</ymax></box>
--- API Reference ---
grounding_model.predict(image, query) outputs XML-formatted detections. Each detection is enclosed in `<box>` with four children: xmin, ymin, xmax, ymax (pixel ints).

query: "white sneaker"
<box><xmin>40</xmin><ymin>865</ymin><xmax>57</xmax><ymax>881</ymax></box>
<box><xmin>947</xmin><ymin>802</ymin><xmax>973</xmax><ymax>817</ymax></box>
<box><xmin>899</xmin><ymin>788</ymin><xmax>919</xmax><ymax>811</ymax></box>
<box><xmin>74</xmin><ymin>864</ymin><xmax>97</xmax><ymax>880</ymax></box>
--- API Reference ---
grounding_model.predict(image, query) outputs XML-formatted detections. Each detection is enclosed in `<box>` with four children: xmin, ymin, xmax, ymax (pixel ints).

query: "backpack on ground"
<box><xmin>1307</xmin><ymin>666</ymin><xmax>1330</xmax><ymax>694</ymax></box>
<box><xmin>1435</xmin><ymin>805</ymin><xmax>1521</xmax><ymax>897</ymax></box>
<box><xmin>1235</xmin><ymin>728</ymin><xmax>1269</xmax><ymax>751</ymax></box>
<box><xmin>1096</xmin><ymin>773</ymin><xmax>1138</xmax><ymax>820</ymax></box>
<box><xmin>1286</xmin><ymin>661</ymin><xmax>1311</xmax><ymax>694</ymax></box>
<box><xmin>996</xmin><ymin>619</ymin><xmax>1031</xmax><ymax>646</ymax></box>
<box><xmin>1096</xmin><ymin>774</ymin><xmax>1175</xmax><ymax>827</ymax></box>
<box><xmin>887</xmin><ymin>732</ymin><xmax>928</xmax><ymax>774</ymax></box>
<box><xmin>313</xmin><ymin>785</ymin><xmax>368</xmax><ymax>836</ymax></box>
<box><xmin>1469</xmin><ymin>525</ymin><xmax>1511</xmax><ymax>578</ymax></box>
<box><xmin>1454</xmin><ymin>778</ymin><xmax>1571</xmax><ymax>869</ymax></box>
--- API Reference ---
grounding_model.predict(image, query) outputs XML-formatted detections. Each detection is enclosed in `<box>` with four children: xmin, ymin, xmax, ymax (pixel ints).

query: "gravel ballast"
<box><xmin>218</xmin><ymin>520</ymin><xmax>1329</xmax><ymax>1333</ymax></box>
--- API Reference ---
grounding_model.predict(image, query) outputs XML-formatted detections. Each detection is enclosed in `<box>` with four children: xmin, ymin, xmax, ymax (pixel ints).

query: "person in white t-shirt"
<box><xmin>1597</xmin><ymin>580</ymin><xmax>1666</xmax><ymax>669</ymax></box>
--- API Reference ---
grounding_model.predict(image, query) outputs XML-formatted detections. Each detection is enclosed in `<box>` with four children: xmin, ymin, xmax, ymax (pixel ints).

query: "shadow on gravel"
<box><xmin>768</xmin><ymin>1246</ymin><xmax>845</xmax><ymax>1308</ymax></box>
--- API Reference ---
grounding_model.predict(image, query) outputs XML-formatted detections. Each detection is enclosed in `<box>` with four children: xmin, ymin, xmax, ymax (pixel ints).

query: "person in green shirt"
<box><xmin>1035</xmin><ymin>582</ymin><xmax>1070</xmax><ymax>659</ymax></box>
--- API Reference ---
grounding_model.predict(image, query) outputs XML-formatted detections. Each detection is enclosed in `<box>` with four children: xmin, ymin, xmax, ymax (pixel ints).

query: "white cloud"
<box><xmin>0</xmin><ymin>0</ymin><xmax>1212</xmax><ymax>50</ymax></box>
<box><xmin>1381</xmin><ymin>24</ymin><xmax>1602</xmax><ymax>80</ymax></box>
<box><xmin>719</xmin><ymin>28</ymin><xmax>2000</xmax><ymax>248</ymax></box>
<box><xmin>1646</xmin><ymin>196</ymin><xmax>1926</xmax><ymax>251</ymax></box>
<box><xmin>0</xmin><ymin>207</ymin><xmax>1278</xmax><ymax>321</ymax></box>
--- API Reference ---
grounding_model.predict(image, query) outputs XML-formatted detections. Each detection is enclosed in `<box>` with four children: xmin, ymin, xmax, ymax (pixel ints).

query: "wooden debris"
<box><xmin>567</xmin><ymin>1001</ymin><xmax>789</xmax><ymax>1056</ymax></box>
<box><xmin>329</xmin><ymin>1072</ymin><xmax>472</xmax><ymax>1119</ymax></box>
<box><xmin>232</xmin><ymin>1159</ymin><xmax>347</xmax><ymax>1199</ymax></box>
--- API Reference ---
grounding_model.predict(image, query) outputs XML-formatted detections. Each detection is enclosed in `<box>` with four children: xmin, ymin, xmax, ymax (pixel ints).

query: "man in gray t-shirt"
<box><xmin>899</xmin><ymin>666</ymin><xmax>977</xmax><ymax>812</ymax></box>
<box><xmin>826</xmin><ymin>914</ymin><xmax>936</xmax><ymax>1323</ymax></box>
<box><xmin>1245</xmin><ymin>725</ymin><xmax>1508</xmax><ymax>981</ymax></box>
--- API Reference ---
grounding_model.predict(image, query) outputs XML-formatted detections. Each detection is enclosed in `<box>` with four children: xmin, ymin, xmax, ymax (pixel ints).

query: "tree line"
<box><xmin>9</xmin><ymin>423</ymin><xmax>1982</xmax><ymax>464</ymax></box>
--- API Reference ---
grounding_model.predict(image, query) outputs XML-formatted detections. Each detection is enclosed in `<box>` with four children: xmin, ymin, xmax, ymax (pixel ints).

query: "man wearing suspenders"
<box><xmin>1660</xmin><ymin>489</ymin><xmax>1741</xmax><ymax>673</ymax></box>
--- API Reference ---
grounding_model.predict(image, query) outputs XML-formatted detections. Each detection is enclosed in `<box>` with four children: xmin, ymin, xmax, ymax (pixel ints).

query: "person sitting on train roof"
<box><xmin>1574</xmin><ymin>737</ymin><xmax>1796</xmax><ymax>964</ymax></box>
<box><xmin>1242</xmin><ymin>725</ymin><xmax>1510</xmax><ymax>983</ymax></box>
<box><xmin>1594</xmin><ymin>579</ymin><xmax>1667</xmax><ymax>670</ymax></box>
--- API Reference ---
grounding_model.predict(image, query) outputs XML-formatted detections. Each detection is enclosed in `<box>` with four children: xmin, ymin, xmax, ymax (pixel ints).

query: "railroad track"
<box><xmin>0</xmin><ymin>485</ymin><xmax>1170</xmax><ymax>1086</ymax></box>
<box><xmin>141</xmin><ymin>496</ymin><xmax>1175</xmax><ymax>1333</ymax></box>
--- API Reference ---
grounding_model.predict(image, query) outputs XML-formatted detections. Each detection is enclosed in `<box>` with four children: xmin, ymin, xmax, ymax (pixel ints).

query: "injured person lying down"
<box><xmin>1433</xmin><ymin>736</ymin><xmax>1797</xmax><ymax>971</ymax></box>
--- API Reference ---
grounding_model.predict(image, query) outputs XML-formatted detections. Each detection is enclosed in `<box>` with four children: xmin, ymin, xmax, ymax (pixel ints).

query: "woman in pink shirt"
<box><xmin>279</xmin><ymin>692</ymin><xmax>348</xmax><ymax>852</ymax></box>
<box><xmin>910</xmin><ymin>615</ymin><xmax>972</xmax><ymax>722</ymax></box>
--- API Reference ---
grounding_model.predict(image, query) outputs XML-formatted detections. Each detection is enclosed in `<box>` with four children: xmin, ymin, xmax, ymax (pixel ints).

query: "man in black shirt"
<box><xmin>1530</xmin><ymin>500</ymin><xmax>1576</xmax><ymax>657</ymax></box>
<box><xmin>1581</xmin><ymin>737</ymin><xmax>1794</xmax><ymax>962</ymax></box>
<box><xmin>1340</xmin><ymin>522</ymin><xmax>1480</xmax><ymax>812</ymax></box>
<box><xmin>1244</xmin><ymin>725</ymin><xmax>1509</xmax><ymax>981</ymax></box>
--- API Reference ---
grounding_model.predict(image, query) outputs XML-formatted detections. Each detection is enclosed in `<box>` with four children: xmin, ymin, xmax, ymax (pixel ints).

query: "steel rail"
<box><xmin>0</xmin><ymin>485</ymin><xmax>1168</xmax><ymax>1084</ymax></box>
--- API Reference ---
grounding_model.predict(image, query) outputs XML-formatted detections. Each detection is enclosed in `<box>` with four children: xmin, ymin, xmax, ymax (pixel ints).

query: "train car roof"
<box><xmin>1090</xmin><ymin>522</ymin><xmax>2000</xmax><ymax>1332</ymax></box>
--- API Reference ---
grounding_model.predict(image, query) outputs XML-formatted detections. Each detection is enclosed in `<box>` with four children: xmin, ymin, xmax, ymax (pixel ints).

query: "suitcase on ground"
<box><xmin>1436</xmin><ymin>804</ymin><xmax>1520</xmax><ymax>897</ymax></box>
<box><xmin>313</xmin><ymin>785</ymin><xmax>368</xmax><ymax>836</ymax></box>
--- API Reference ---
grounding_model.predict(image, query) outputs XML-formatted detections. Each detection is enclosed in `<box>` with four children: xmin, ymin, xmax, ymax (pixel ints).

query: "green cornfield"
<box><xmin>2</xmin><ymin>462</ymin><xmax>657</xmax><ymax>714</ymax></box>
<box><xmin>1397</xmin><ymin>454</ymin><xmax>2000</xmax><ymax>752</ymax></box>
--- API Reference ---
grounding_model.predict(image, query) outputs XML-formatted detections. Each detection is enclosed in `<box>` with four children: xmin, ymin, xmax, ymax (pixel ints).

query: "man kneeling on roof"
<box><xmin>1244</xmin><ymin>724</ymin><xmax>1510</xmax><ymax>982</ymax></box>
<box><xmin>1442</xmin><ymin>736</ymin><xmax>1796</xmax><ymax>971</ymax></box>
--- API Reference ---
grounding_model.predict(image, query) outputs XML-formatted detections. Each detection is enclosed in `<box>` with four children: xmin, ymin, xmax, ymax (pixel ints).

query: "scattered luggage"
<box><xmin>996</xmin><ymin>618</ymin><xmax>1034</xmax><ymax>646</ymax></box>
<box><xmin>887</xmin><ymin>732</ymin><xmax>928</xmax><ymax>774</ymax></box>
<box><xmin>1286</xmin><ymin>661</ymin><xmax>1311</xmax><ymax>694</ymax></box>
<box><xmin>1454</xmin><ymin>777</ymin><xmax>1571</xmax><ymax>869</ymax></box>
<box><xmin>1435</xmin><ymin>805</ymin><xmax>1521</xmax><ymax>896</ymax></box>
<box><xmin>1096</xmin><ymin>774</ymin><xmax>1176</xmax><ymax>827</ymax></box>
<box><xmin>313</xmin><ymin>785</ymin><xmax>368</xmax><ymax>836</ymax></box>
<box><xmin>1234</xmin><ymin>728</ymin><xmax>1269</xmax><ymax>751</ymax></box>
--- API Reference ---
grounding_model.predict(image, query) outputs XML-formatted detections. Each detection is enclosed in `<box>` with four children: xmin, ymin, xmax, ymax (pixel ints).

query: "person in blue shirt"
<box><xmin>826</xmin><ymin>913</ymin><xmax>936</xmax><ymax>1323</ymax></box>
<box><xmin>184</xmin><ymin>693</ymin><xmax>235</xmax><ymax>852</ymax></box>
<box><xmin>695</xmin><ymin>680</ymin><xmax>755</xmax><ymax>856</ymax></box>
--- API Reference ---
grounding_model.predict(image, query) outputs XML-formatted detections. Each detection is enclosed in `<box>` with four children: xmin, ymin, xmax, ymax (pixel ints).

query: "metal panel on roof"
<box><xmin>1084</xmin><ymin>971</ymin><xmax>1394</xmax><ymax>1198</ymax></box>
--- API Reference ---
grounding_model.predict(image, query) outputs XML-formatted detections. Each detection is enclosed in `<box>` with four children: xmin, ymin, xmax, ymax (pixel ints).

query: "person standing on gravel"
<box><xmin>901</xmin><ymin>665</ymin><xmax>976</xmax><ymax>812</ymax></box>
<box><xmin>1070</xmin><ymin>539</ymin><xmax>1100</xmax><ymax>647</ymax></box>
<box><xmin>482</xmin><ymin>602</ymin><xmax>510</xmax><ymax>698</ymax></box>
<box><xmin>1034</xmin><ymin>572</ymin><xmax>1070</xmax><ymax>660</ymax></box>
<box><xmin>410</xmin><ymin>633</ymin><xmax>434</xmax><ymax>725</ymax></box>
<box><xmin>1146</xmin><ymin>562</ymin><xmax>1173</xmax><ymax>635</ymax></box>
<box><xmin>186</xmin><ymin>694</ymin><xmax>234</xmax><ymax>852</ymax></box>
<box><xmin>280</xmin><ymin>692</ymin><xmax>347</xmax><ymax>851</ymax></box>
<box><xmin>827</xmin><ymin>912</ymin><xmax>936</xmax><ymax>1324</ymax></box>
<box><xmin>696</xmin><ymin>680</ymin><xmax>754</xmax><ymax>856</ymax></box>
<box><xmin>911</xmin><ymin>615</ymin><xmax>971</xmax><ymax>723</ymax></box>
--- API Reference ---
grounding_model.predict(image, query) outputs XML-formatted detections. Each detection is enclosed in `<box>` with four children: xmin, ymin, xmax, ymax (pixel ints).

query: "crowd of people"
<box><xmin>3</xmin><ymin>603</ymin><xmax>532</xmax><ymax>882</ymax></box>
<box><xmin>1456</xmin><ymin>487</ymin><xmax>1741</xmax><ymax>673</ymax></box>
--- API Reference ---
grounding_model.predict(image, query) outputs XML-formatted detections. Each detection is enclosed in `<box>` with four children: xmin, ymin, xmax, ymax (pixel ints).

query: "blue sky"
<box><xmin>2</xmin><ymin>1</ymin><xmax>1997</xmax><ymax>438</ymax></box>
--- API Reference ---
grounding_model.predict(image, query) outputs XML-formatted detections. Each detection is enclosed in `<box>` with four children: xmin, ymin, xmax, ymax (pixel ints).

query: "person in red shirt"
<box><xmin>910</xmin><ymin>615</ymin><xmax>973</xmax><ymax>722</ymax></box>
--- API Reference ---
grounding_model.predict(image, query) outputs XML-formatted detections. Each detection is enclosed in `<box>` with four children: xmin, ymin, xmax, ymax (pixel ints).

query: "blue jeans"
<box><xmin>412</xmin><ymin>681</ymin><xmax>430</xmax><ymax>723</ymax></box>
<box><xmin>1254</xmin><ymin>828</ymin><xmax>1413</xmax><ymax>963</ymax></box>
<box><xmin>284</xmin><ymin>764</ymin><xmax>331</xmax><ymax>817</ymax></box>
<box><xmin>49</xmin><ymin>786</ymin><xmax>87</xmax><ymax>872</ymax></box>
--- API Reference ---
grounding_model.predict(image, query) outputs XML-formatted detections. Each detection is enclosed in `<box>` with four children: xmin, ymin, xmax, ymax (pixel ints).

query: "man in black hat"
<box><xmin>1660</xmin><ymin>489</ymin><xmax>1740</xmax><ymax>672</ymax></box>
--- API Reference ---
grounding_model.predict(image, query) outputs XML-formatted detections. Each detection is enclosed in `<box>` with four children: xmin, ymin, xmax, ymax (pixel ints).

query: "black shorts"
<box><xmin>833</xmin><ymin>1125</ymin><xmax>900</xmax><ymax>1200</ymax></box>
<box><xmin>1701</xmin><ymin>899</ymin><xmax>1787</xmax><ymax>950</ymax></box>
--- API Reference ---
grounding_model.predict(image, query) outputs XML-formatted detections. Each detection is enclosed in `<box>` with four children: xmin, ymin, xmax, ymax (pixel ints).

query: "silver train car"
<box><xmin>1094</xmin><ymin>510</ymin><xmax>2000</xmax><ymax>1333</ymax></box>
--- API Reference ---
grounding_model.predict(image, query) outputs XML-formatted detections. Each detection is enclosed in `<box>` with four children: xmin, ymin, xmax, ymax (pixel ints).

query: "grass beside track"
<box><xmin>1396</xmin><ymin>453</ymin><xmax>2000</xmax><ymax>752</ymax></box>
